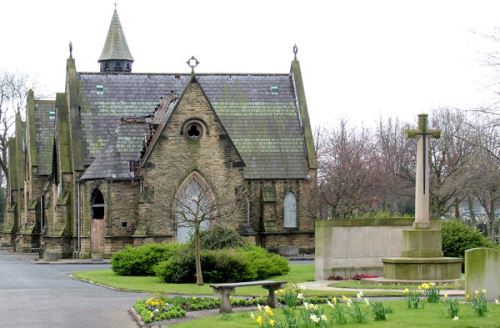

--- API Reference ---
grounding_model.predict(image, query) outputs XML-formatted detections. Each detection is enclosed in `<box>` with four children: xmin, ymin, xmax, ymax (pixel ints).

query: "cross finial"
<box><xmin>69</xmin><ymin>41</ymin><xmax>73</xmax><ymax>59</ymax></box>
<box><xmin>186</xmin><ymin>56</ymin><xmax>200</xmax><ymax>74</ymax></box>
<box><xmin>293</xmin><ymin>44</ymin><xmax>298</xmax><ymax>61</ymax></box>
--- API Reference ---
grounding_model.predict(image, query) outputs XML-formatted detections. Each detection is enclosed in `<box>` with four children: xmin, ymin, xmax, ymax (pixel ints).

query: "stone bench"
<box><xmin>210</xmin><ymin>280</ymin><xmax>286</xmax><ymax>313</ymax></box>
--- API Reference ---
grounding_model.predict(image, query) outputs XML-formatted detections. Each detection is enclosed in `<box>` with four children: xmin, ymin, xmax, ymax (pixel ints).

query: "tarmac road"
<box><xmin>0</xmin><ymin>250</ymin><xmax>144</xmax><ymax>328</ymax></box>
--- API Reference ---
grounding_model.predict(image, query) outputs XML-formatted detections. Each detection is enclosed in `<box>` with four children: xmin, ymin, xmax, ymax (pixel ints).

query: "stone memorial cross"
<box><xmin>406</xmin><ymin>114</ymin><xmax>440</xmax><ymax>229</ymax></box>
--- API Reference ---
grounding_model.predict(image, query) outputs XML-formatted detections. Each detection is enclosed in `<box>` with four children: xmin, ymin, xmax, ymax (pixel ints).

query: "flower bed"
<box><xmin>133</xmin><ymin>290</ymin><xmax>335</xmax><ymax>324</ymax></box>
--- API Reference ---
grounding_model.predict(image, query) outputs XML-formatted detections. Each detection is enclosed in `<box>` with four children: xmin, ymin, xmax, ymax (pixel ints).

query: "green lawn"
<box><xmin>72</xmin><ymin>264</ymin><xmax>314</xmax><ymax>296</ymax></box>
<box><xmin>72</xmin><ymin>264</ymin><xmax>402</xmax><ymax>297</ymax></box>
<box><xmin>171</xmin><ymin>301</ymin><xmax>500</xmax><ymax>328</ymax></box>
<box><xmin>331</xmin><ymin>280</ymin><xmax>461</xmax><ymax>290</ymax></box>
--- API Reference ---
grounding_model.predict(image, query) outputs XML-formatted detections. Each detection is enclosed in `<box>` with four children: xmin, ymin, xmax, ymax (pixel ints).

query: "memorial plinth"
<box><xmin>382</xmin><ymin>114</ymin><xmax>462</xmax><ymax>281</ymax></box>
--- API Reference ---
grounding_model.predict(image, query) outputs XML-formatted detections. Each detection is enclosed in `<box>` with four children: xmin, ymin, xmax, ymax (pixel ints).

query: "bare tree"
<box><xmin>0</xmin><ymin>71</ymin><xmax>36</xmax><ymax>181</ymax></box>
<box><xmin>172</xmin><ymin>172</ymin><xmax>251</xmax><ymax>285</ymax></box>
<box><xmin>316</xmin><ymin>120</ymin><xmax>374</xmax><ymax>218</ymax></box>
<box><xmin>429</xmin><ymin>108</ymin><xmax>473</xmax><ymax>217</ymax></box>
<box><xmin>372</xmin><ymin>117</ymin><xmax>415</xmax><ymax>214</ymax></box>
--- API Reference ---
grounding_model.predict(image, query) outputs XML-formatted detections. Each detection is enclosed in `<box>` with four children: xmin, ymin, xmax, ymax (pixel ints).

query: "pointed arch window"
<box><xmin>284</xmin><ymin>192</ymin><xmax>297</xmax><ymax>228</ymax></box>
<box><xmin>174</xmin><ymin>172</ymin><xmax>214</xmax><ymax>243</ymax></box>
<box><xmin>91</xmin><ymin>188</ymin><xmax>105</xmax><ymax>219</ymax></box>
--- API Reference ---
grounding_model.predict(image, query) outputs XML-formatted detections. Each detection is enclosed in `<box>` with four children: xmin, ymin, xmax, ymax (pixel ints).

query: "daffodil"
<box><xmin>495</xmin><ymin>299</ymin><xmax>500</xmax><ymax>305</ymax></box>
<box><xmin>256</xmin><ymin>315</ymin><xmax>263</xmax><ymax>326</ymax></box>
<box><xmin>264</xmin><ymin>305</ymin><xmax>273</xmax><ymax>316</ymax></box>
<box><xmin>310</xmin><ymin>314</ymin><xmax>320</xmax><ymax>323</ymax></box>
<box><xmin>453</xmin><ymin>316</ymin><xmax>459</xmax><ymax>320</ymax></box>
<box><xmin>321</xmin><ymin>314</ymin><xmax>327</xmax><ymax>321</ymax></box>
<box><xmin>250</xmin><ymin>312</ymin><xmax>255</xmax><ymax>319</ymax></box>
<box><xmin>403</xmin><ymin>288</ymin><xmax>409</xmax><ymax>294</ymax></box>
<box><xmin>269</xmin><ymin>319</ymin><xmax>276</xmax><ymax>327</ymax></box>
<box><xmin>444</xmin><ymin>293</ymin><xmax>448</xmax><ymax>299</ymax></box>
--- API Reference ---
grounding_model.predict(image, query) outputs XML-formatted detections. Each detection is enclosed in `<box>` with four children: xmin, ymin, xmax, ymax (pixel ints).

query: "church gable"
<box><xmin>139</xmin><ymin>78</ymin><xmax>246</xmax><ymax>236</ymax></box>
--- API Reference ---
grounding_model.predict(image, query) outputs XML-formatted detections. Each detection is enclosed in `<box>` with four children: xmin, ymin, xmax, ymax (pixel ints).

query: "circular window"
<box><xmin>183</xmin><ymin>120</ymin><xmax>204</xmax><ymax>140</ymax></box>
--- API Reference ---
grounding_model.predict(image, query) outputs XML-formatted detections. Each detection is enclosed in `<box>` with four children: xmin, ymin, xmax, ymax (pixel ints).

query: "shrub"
<box><xmin>155</xmin><ymin>248</ymin><xmax>257</xmax><ymax>283</ymax></box>
<box><xmin>236</xmin><ymin>246</ymin><xmax>290</xmax><ymax>279</ymax></box>
<box><xmin>190</xmin><ymin>225</ymin><xmax>246</xmax><ymax>250</ymax></box>
<box><xmin>441</xmin><ymin>220</ymin><xmax>497</xmax><ymax>259</ymax></box>
<box><xmin>112</xmin><ymin>242</ymin><xmax>185</xmax><ymax>276</ymax></box>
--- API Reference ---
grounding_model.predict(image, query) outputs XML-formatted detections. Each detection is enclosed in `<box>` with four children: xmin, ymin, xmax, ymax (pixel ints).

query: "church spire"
<box><xmin>98</xmin><ymin>8</ymin><xmax>134</xmax><ymax>73</ymax></box>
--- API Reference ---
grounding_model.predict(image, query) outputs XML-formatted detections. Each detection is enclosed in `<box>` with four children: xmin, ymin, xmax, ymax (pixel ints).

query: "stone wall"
<box><xmin>465</xmin><ymin>247</ymin><xmax>500</xmax><ymax>301</ymax></box>
<box><xmin>141</xmin><ymin>79</ymin><xmax>245</xmax><ymax>241</ymax></box>
<box><xmin>315</xmin><ymin>218</ymin><xmax>416</xmax><ymax>279</ymax></box>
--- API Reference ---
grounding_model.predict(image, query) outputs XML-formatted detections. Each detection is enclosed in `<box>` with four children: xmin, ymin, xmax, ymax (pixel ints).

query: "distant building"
<box><xmin>0</xmin><ymin>9</ymin><xmax>317</xmax><ymax>259</ymax></box>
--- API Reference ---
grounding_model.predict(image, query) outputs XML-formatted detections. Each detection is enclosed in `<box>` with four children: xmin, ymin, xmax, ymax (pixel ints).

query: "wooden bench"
<box><xmin>210</xmin><ymin>280</ymin><xmax>286</xmax><ymax>313</ymax></box>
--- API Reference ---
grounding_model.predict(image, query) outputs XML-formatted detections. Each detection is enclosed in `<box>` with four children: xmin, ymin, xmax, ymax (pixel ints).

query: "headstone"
<box><xmin>465</xmin><ymin>247</ymin><xmax>500</xmax><ymax>301</ymax></box>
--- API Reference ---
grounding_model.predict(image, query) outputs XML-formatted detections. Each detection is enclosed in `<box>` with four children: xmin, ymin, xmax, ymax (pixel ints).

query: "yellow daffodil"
<box><xmin>403</xmin><ymin>288</ymin><xmax>409</xmax><ymax>294</ymax></box>
<box><xmin>256</xmin><ymin>315</ymin><xmax>263</xmax><ymax>326</ymax></box>
<box><xmin>444</xmin><ymin>293</ymin><xmax>448</xmax><ymax>299</ymax></box>
<box><xmin>465</xmin><ymin>293</ymin><xmax>470</xmax><ymax>301</ymax></box>
<box><xmin>269</xmin><ymin>319</ymin><xmax>276</xmax><ymax>326</ymax></box>
<box><xmin>264</xmin><ymin>306</ymin><xmax>273</xmax><ymax>316</ymax></box>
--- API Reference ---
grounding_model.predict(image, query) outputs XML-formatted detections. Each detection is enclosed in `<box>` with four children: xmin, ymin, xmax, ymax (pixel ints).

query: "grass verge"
<box><xmin>72</xmin><ymin>264</ymin><xmax>403</xmax><ymax>297</ymax></box>
<box><xmin>170</xmin><ymin>300</ymin><xmax>500</xmax><ymax>328</ymax></box>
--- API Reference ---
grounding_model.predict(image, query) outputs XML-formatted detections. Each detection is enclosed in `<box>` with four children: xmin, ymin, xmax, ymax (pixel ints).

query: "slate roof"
<box><xmin>34</xmin><ymin>100</ymin><xmax>56</xmax><ymax>175</ymax></box>
<box><xmin>78</xmin><ymin>73</ymin><xmax>308</xmax><ymax>180</ymax></box>
<box><xmin>80</xmin><ymin>122</ymin><xmax>149</xmax><ymax>180</ymax></box>
<box><xmin>99</xmin><ymin>9</ymin><xmax>133</xmax><ymax>61</ymax></box>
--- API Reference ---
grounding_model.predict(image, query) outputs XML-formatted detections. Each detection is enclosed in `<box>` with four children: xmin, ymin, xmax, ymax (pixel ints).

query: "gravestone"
<box><xmin>465</xmin><ymin>248</ymin><xmax>500</xmax><ymax>301</ymax></box>
<box><xmin>382</xmin><ymin>114</ymin><xmax>462</xmax><ymax>280</ymax></box>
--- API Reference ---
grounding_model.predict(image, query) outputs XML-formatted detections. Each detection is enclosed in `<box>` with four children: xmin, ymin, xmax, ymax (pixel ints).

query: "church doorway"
<box><xmin>90</xmin><ymin>188</ymin><xmax>105</xmax><ymax>256</ymax></box>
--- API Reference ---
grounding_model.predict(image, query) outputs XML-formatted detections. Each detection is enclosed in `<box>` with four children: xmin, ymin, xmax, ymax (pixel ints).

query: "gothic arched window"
<box><xmin>91</xmin><ymin>188</ymin><xmax>105</xmax><ymax>219</ymax></box>
<box><xmin>284</xmin><ymin>192</ymin><xmax>297</xmax><ymax>228</ymax></box>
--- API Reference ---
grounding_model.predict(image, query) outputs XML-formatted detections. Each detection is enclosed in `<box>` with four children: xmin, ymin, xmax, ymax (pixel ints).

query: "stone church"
<box><xmin>0</xmin><ymin>9</ymin><xmax>317</xmax><ymax>260</ymax></box>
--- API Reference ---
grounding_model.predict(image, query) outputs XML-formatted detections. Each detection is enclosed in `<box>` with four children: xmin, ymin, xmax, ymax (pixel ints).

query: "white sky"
<box><xmin>1</xmin><ymin>0</ymin><xmax>500</xmax><ymax>128</ymax></box>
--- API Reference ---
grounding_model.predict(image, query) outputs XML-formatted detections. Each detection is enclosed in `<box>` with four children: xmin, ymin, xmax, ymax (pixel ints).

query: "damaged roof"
<box><xmin>78</xmin><ymin>73</ymin><xmax>308</xmax><ymax>180</ymax></box>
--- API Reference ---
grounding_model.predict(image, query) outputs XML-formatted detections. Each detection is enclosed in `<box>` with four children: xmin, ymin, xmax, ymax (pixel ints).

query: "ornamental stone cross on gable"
<box><xmin>406</xmin><ymin>113</ymin><xmax>440</xmax><ymax>229</ymax></box>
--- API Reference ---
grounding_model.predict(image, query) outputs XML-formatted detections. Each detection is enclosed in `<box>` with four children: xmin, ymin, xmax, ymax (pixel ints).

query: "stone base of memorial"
<box><xmin>382</xmin><ymin>224</ymin><xmax>462</xmax><ymax>281</ymax></box>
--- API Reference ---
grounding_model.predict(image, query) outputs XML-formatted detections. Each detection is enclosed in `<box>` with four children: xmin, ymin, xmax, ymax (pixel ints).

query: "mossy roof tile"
<box><xmin>78</xmin><ymin>73</ymin><xmax>308</xmax><ymax>180</ymax></box>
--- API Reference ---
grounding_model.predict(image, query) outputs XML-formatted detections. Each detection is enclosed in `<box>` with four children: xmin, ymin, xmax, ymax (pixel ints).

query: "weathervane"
<box><xmin>69</xmin><ymin>41</ymin><xmax>73</xmax><ymax>59</ymax></box>
<box><xmin>186</xmin><ymin>56</ymin><xmax>200</xmax><ymax>73</ymax></box>
<box><xmin>293</xmin><ymin>44</ymin><xmax>298</xmax><ymax>60</ymax></box>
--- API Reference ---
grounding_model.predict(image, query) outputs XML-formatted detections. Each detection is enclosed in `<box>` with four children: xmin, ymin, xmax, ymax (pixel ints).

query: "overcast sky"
<box><xmin>1</xmin><ymin>0</ymin><xmax>500</xmax><ymax>128</ymax></box>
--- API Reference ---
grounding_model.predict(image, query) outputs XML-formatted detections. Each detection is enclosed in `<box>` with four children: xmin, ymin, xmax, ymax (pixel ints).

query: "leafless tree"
<box><xmin>172</xmin><ymin>171</ymin><xmax>251</xmax><ymax>285</ymax></box>
<box><xmin>316</xmin><ymin>120</ymin><xmax>374</xmax><ymax>218</ymax></box>
<box><xmin>372</xmin><ymin>117</ymin><xmax>415</xmax><ymax>214</ymax></box>
<box><xmin>0</xmin><ymin>71</ymin><xmax>36</xmax><ymax>181</ymax></box>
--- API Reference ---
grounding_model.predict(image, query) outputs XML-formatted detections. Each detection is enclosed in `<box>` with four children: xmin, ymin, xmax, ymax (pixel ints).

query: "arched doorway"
<box><xmin>174</xmin><ymin>172</ymin><xmax>214</xmax><ymax>243</ymax></box>
<box><xmin>90</xmin><ymin>188</ymin><xmax>105</xmax><ymax>256</ymax></box>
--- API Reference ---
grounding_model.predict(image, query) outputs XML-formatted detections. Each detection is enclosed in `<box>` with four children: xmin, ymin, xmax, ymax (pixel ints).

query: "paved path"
<box><xmin>0</xmin><ymin>250</ymin><xmax>145</xmax><ymax>328</ymax></box>
<box><xmin>299</xmin><ymin>280</ymin><xmax>465</xmax><ymax>296</ymax></box>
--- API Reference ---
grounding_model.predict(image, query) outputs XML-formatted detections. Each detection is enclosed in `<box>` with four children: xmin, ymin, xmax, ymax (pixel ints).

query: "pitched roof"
<box><xmin>80</xmin><ymin>121</ymin><xmax>149</xmax><ymax>180</ymax></box>
<box><xmin>78</xmin><ymin>73</ymin><xmax>308</xmax><ymax>180</ymax></box>
<box><xmin>98</xmin><ymin>9</ymin><xmax>133</xmax><ymax>62</ymax></box>
<box><xmin>34</xmin><ymin>100</ymin><xmax>56</xmax><ymax>175</ymax></box>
